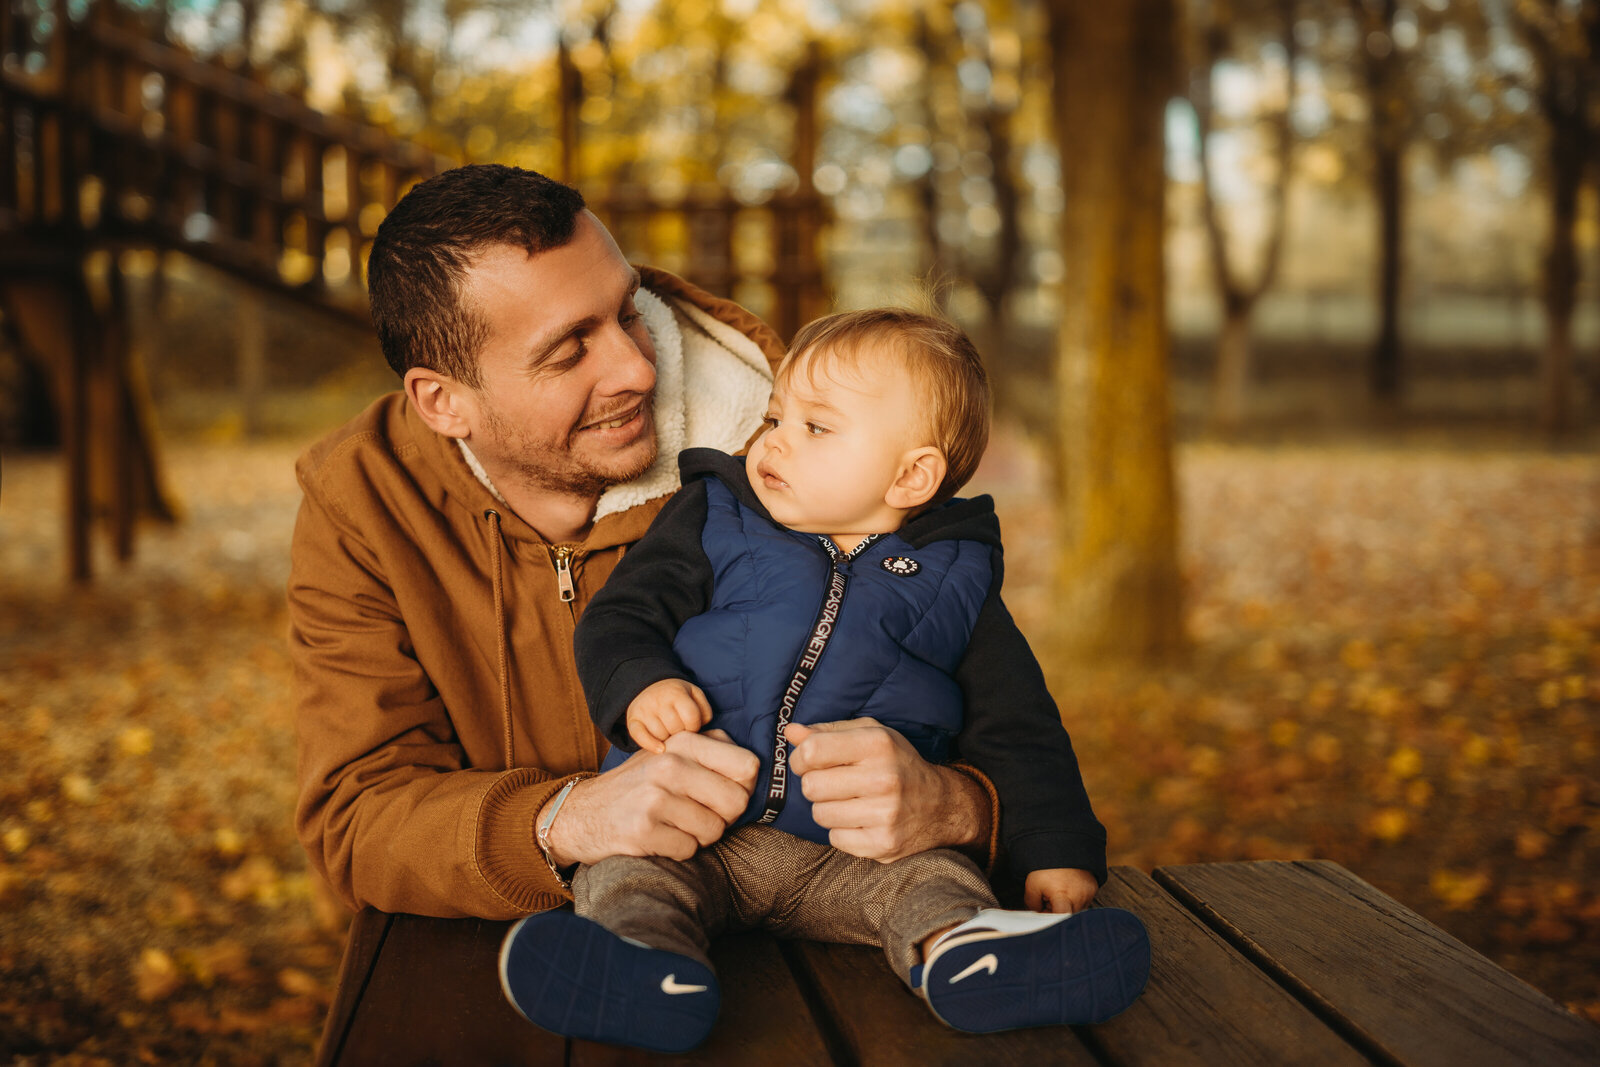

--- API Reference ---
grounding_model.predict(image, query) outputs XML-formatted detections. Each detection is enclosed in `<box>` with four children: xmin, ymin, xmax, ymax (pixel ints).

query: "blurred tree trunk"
<box><xmin>1351</xmin><ymin>0</ymin><xmax>1405</xmax><ymax>406</ymax></box>
<box><xmin>1516</xmin><ymin>0</ymin><xmax>1599</xmax><ymax>439</ymax></box>
<box><xmin>1045</xmin><ymin>0</ymin><xmax>1184</xmax><ymax>660</ymax></box>
<box><xmin>1541</xmin><ymin>104</ymin><xmax>1584</xmax><ymax>439</ymax></box>
<box><xmin>1192</xmin><ymin>0</ymin><xmax>1296</xmax><ymax>438</ymax></box>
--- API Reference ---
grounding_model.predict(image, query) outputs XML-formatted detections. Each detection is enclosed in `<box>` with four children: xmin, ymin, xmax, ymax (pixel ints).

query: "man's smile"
<box><xmin>576</xmin><ymin>401</ymin><xmax>649</xmax><ymax>435</ymax></box>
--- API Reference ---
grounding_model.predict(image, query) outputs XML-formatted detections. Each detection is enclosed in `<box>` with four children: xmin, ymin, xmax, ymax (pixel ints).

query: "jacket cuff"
<box><xmin>475</xmin><ymin>772</ymin><xmax>581</xmax><ymax>913</ymax></box>
<box><xmin>946</xmin><ymin>761</ymin><xmax>1000</xmax><ymax>876</ymax></box>
<box><xmin>1003</xmin><ymin>829</ymin><xmax>1110</xmax><ymax>888</ymax></box>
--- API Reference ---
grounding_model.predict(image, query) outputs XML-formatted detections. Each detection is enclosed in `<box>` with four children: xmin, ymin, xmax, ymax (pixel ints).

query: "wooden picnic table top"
<box><xmin>314</xmin><ymin>860</ymin><xmax>1600</xmax><ymax>1066</ymax></box>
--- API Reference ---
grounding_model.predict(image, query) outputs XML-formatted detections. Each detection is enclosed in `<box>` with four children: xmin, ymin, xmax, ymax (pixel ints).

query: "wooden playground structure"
<box><xmin>0</xmin><ymin>4</ymin><xmax>827</xmax><ymax>580</ymax></box>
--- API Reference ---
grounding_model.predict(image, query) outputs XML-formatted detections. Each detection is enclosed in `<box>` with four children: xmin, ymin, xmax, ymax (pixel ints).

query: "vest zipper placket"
<box><xmin>755</xmin><ymin>532</ymin><xmax>885</xmax><ymax>826</ymax></box>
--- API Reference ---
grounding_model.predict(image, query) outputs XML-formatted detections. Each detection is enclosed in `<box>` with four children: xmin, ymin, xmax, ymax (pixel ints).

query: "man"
<box><xmin>289</xmin><ymin>164</ymin><xmax>997</xmax><ymax>920</ymax></box>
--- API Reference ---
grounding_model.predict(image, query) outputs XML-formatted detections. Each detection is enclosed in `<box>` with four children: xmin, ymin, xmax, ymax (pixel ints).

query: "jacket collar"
<box><xmin>678</xmin><ymin>446</ymin><xmax>1002</xmax><ymax>549</ymax></box>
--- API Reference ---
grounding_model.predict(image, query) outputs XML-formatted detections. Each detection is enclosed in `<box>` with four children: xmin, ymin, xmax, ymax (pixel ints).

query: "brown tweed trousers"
<box><xmin>572</xmin><ymin>824</ymin><xmax>998</xmax><ymax>986</ymax></box>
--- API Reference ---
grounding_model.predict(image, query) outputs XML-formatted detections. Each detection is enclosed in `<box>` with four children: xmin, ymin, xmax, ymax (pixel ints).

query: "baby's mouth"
<box><xmin>757</xmin><ymin>463</ymin><xmax>789</xmax><ymax>490</ymax></box>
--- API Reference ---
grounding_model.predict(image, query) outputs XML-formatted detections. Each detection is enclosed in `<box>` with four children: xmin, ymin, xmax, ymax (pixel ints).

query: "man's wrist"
<box><xmin>940</xmin><ymin>763</ymin><xmax>996</xmax><ymax>867</ymax></box>
<box><xmin>536</xmin><ymin>775</ymin><xmax>594</xmax><ymax>875</ymax></box>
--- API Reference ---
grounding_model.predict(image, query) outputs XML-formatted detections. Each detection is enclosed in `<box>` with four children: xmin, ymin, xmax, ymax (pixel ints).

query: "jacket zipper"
<box><xmin>551</xmin><ymin>546</ymin><xmax>577</xmax><ymax>603</ymax></box>
<box><xmin>755</xmin><ymin>532</ymin><xmax>885</xmax><ymax>826</ymax></box>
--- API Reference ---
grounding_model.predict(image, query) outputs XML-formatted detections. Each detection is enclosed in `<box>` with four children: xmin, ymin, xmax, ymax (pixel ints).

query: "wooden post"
<box><xmin>65</xmin><ymin>275</ymin><xmax>94</xmax><ymax>582</ymax></box>
<box><xmin>238</xmin><ymin>285</ymin><xmax>266</xmax><ymax>437</ymax></box>
<box><xmin>558</xmin><ymin>41</ymin><xmax>581</xmax><ymax>184</ymax></box>
<box><xmin>104</xmin><ymin>253</ymin><xmax>134</xmax><ymax>561</ymax></box>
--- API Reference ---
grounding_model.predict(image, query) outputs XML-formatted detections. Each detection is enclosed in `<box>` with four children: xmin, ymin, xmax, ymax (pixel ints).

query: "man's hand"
<box><xmin>627</xmin><ymin>678</ymin><xmax>713</xmax><ymax>753</ymax></box>
<box><xmin>542</xmin><ymin>729</ymin><xmax>758</xmax><ymax>867</ymax></box>
<box><xmin>1024</xmin><ymin>868</ymin><xmax>1099</xmax><ymax>914</ymax></box>
<box><xmin>785</xmin><ymin>717</ymin><xmax>985</xmax><ymax>862</ymax></box>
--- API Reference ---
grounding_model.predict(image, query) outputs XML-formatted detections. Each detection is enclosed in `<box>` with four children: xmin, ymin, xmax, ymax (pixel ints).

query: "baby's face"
<box><xmin>746</xmin><ymin>346</ymin><xmax>929</xmax><ymax>545</ymax></box>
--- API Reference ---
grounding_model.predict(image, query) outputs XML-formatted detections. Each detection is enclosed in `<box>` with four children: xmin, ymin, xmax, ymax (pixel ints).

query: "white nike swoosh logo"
<box><xmin>948</xmin><ymin>953</ymin><xmax>999</xmax><ymax>984</ymax></box>
<box><xmin>661</xmin><ymin>974</ymin><xmax>709</xmax><ymax>995</ymax></box>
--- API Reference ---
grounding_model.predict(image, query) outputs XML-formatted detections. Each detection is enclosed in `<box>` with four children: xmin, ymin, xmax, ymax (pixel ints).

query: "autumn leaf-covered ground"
<box><xmin>1</xmin><ymin>429</ymin><xmax>1596</xmax><ymax>1063</ymax></box>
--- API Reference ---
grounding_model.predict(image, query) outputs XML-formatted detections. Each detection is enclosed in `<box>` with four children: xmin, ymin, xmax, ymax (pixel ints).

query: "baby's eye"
<box><xmin>761</xmin><ymin>415</ymin><xmax>779</xmax><ymax>428</ymax></box>
<box><xmin>806</xmin><ymin>423</ymin><xmax>828</xmax><ymax>436</ymax></box>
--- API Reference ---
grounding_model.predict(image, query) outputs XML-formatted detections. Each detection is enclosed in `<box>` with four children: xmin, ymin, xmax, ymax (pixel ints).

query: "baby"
<box><xmin>499</xmin><ymin>307</ymin><xmax>1150</xmax><ymax>1052</ymax></box>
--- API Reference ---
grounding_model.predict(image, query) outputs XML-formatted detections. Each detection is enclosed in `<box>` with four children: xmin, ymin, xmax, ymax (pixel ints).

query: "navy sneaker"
<box><xmin>498</xmin><ymin>910</ymin><xmax>720</xmax><ymax>1053</ymax></box>
<box><xmin>917</xmin><ymin>907</ymin><xmax>1151</xmax><ymax>1032</ymax></box>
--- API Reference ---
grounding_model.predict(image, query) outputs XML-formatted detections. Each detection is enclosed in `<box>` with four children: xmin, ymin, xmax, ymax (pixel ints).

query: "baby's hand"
<box><xmin>626</xmin><ymin>679</ymin><xmax>713</xmax><ymax>754</ymax></box>
<box><xmin>1024</xmin><ymin>868</ymin><xmax>1099</xmax><ymax>914</ymax></box>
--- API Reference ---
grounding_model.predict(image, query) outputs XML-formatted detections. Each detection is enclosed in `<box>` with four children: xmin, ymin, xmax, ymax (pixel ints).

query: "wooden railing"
<box><xmin>0</xmin><ymin>8</ymin><xmax>829</xmax><ymax>580</ymax></box>
<box><xmin>0</xmin><ymin>10</ymin><xmax>828</xmax><ymax>333</ymax></box>
<box><xmin>1</xmin><ymin>13</ymin><xmax>450</xmax><ymax>319</ymax></box>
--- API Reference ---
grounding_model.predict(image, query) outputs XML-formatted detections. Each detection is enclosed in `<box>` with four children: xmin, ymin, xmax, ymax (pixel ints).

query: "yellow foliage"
<box><xmin>118</xmin><ymin>726</ymin><xmax>155</xmax><ymax>757</ymax></box>
<box><xmin>1367</xmin><ymin>808</ymin><xmax>1410</xmax><ymax>844</ymax></box>
<box><xmin>2</xmin><ymin>827</ymin><xmax>31</xmax><ymax>855</ymax></box>
<box><xmin>61</xmin><ymin>774</ymin><xmax>98</xmax><ymax>806</ymax></box>
<box><xmin>1515</xmin><ymin>828</ymin><xmax>1552</xmax><ymax>860</ymax></box>
<box><xmin>1188</xmin><ymin>745</ymin><xmax>1222</xmax><ymax>778</ymax></box>
<box><xmin>1341</xmin><ymin>639</ymin><xmax>1376</xmax><ymax>671</ymax></box>
<box><xmin>214</xmin><ymin>828</ymin><xmax>245</xmax><ymax>858</ymax></box>
<box><xmin>1430</xmin><ymin>868</ymin><xmax>1491</xmax><ymax>910</ymax></box>
<box><xmin>135</xmin><ymin>949</ymin><xmax>183</xmax><ymax>1002</ymax></box>
<box><xmin>1307</xmin><ymin>731</ymin><xmax>1343</xmax><ymax>764</ymax></box>
<box><xmin>1387</xmin><ymin>746</ymin><xmax>1423</xmax><ymax>780</ymax></box>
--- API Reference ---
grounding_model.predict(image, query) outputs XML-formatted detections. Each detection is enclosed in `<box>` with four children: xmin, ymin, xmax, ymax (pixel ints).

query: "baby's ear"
<box><xmin>885</xmin><ymin>447</ymin><xmax>947</xmax><ymax>511</ymax></box>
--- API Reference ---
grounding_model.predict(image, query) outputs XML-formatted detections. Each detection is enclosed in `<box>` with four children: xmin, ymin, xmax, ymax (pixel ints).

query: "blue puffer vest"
<box><xmin>673</xmin><ymin>474</ymin><xmax>992</xmax><ymax>843</ymax></box>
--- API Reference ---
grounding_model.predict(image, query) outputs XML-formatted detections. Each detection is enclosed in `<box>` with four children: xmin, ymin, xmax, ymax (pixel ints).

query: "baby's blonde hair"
<box><xmin>779</xmin><ymin>308</ymin><xmax>991</xmax><ymax>505</ymax></box>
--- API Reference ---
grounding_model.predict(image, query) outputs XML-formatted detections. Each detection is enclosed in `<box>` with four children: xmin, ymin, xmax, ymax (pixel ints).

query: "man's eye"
<box><xmin>619</xmin><ymin>309</ymin><xmax>641</xmax><ymax>328</ymax></box>
<box><xmin>555</xmin><ymin>339</ymin><xmax>587</xmax><ymax>368</ymax></box>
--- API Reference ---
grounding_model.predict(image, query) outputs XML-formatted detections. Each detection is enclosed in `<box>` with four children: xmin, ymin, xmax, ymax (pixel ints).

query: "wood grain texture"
<box><xmin>1156</xmin><ymin>860</ymin><xmax>1600</xmax><ymax>1067</ymax></box>
<box><xmin>788</xmin><ymin>939</ymin><xmax>1101</xmax><ymax>1066</ymax></box>
<box><xmin>570</xmin><ymin>931</ymin><xmax>835</xmax><ymax>1066</ymax></box>
<box><xmin>315</xmin><ymin>909</ymin><xmax>393</xmax><ymax>1067</ymax></box>
<box><xmin>1090</xmin><ymin>867</ymin><xmax>1369</xmax><ymax>1067</ymax></box>
<box><xmin>333</xmin><ymin>914</ymin><xmax>565</xmax><ymax>1066</ymax></box>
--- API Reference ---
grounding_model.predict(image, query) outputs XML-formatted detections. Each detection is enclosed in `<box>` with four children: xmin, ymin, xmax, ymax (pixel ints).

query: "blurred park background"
<box><xmin>1</xmin><ymin>0</ymin><xmax>1598</xmax><ymax>1061</ymax></box>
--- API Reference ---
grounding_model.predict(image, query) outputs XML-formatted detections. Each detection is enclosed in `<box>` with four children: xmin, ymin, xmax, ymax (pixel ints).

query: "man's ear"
<box><xmin>884</xmin><ymin>446</ymin><xmax>948</xmax><ymax>511</ymax></box>
<box><xmin>405</xmin><ymin>367</ymin><xmax>473</xmax><ymax>439</ymax></box>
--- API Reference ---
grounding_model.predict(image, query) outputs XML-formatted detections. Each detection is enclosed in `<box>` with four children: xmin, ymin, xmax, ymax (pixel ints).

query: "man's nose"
<box><xmin>595</xmin><ymin>324</ymin><xmax>656</xmax><ymax>394</ymax></box>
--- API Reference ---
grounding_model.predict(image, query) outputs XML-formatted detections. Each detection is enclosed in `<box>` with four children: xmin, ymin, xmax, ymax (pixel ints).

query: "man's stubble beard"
<box><xmin>481</xmin><ymin>399</ymin><xmax>658</xmax><ymax>499</ymax></box>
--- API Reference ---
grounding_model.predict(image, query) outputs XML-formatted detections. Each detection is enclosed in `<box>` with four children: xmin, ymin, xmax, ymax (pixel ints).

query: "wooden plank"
<box><xmin>1156</xmin><ymin>860</ymin><xmax>1600</xmax><ymax>1067</ymax></box>
<box><xmin>1090</xmin><ymin>867</ymin><xmax>1369</xmax><ymax>1067</ymax></box>
<box><xmin>788</xmin><ymin>939</ymin><xmax>1100</xmax><ymax>1066</ymax></box>
<box><xmin>333</xmin><ymin>914</ymin><xmax>565</xmax><ymax>1067</ymax></box>
<box><xmin>315</xmin><ymin>909</ymin><xmax>391</xmax><ymax>1067</ymax></box>
<box><xmin>571</xmin><ymin>931</ymin><xmax>835</xmax><ymax>1066</ymax></box>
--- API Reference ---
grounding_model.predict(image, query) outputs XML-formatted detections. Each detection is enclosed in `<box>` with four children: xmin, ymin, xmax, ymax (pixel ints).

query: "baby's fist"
<box><xmin>1024</xmin><ymin>868</ymin><xmax>1099</xmax><ymax>915</ymax></box>
<box><xmin>626</xmin><ymin>679</ymin><xmax>713</xmax><ymax>753</ymax></box>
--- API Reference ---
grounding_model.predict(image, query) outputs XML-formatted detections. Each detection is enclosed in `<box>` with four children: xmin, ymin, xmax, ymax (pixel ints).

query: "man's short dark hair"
<box><xmin>366</xmin><ymin>164</ymin><xmax>587</xmax><ymax>386</ymax></box>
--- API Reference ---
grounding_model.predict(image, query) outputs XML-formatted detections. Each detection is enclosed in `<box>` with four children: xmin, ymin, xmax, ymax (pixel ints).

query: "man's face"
<box><xmin>458</xmin><ymin>212</ymin><xmax>658</xmax><ymax>499</ymax></box>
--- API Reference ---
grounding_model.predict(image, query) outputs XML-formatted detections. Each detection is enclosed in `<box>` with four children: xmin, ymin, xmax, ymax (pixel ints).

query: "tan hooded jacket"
<box><xmin>289</xmin><ymin>269</ymin><xmax>791</xmax><ymax>918</ymax></box>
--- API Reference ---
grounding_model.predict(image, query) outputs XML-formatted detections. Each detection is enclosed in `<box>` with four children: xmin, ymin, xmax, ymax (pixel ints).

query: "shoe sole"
<box><xmin>498</xmin><ymin>910</ymin><xmax>720</xmax><ymax>1053</ymax></box>
<box><xmin>923</xmin><ymin>907</ymin><xmax>1151</xmax><ymax>1032</ymax></box>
